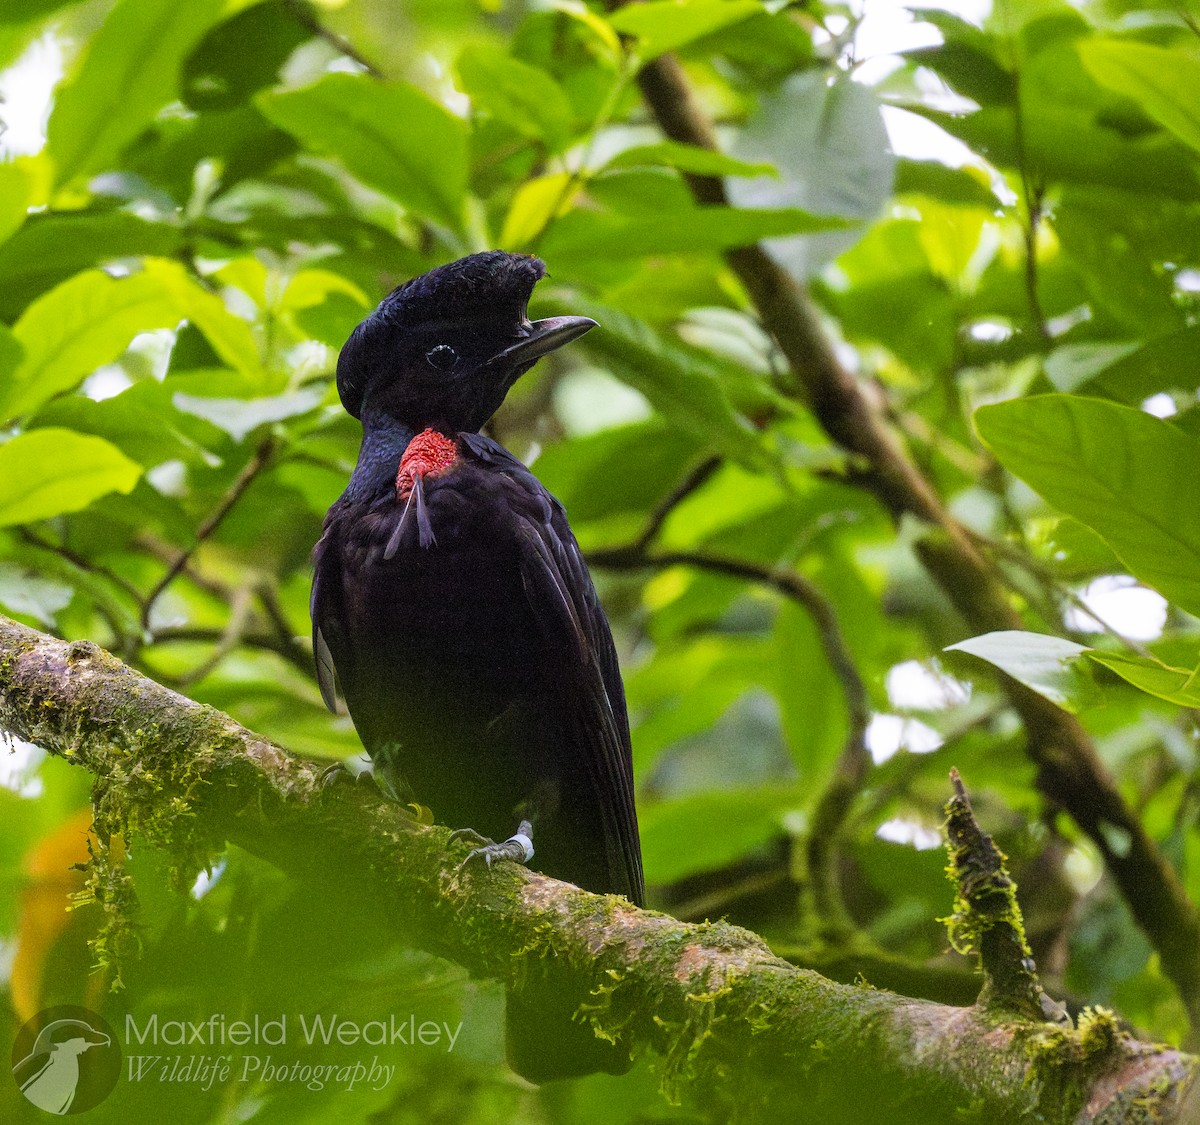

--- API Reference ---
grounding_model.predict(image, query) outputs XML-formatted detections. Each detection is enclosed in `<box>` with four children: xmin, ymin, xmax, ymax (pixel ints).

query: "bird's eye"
<box><xmin>425</xmin><ymin>344</ymin><xmax>458</xmax><ymax>372</ymax></box>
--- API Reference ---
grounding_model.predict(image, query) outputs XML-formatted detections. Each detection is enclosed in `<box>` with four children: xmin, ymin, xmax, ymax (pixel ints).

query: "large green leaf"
<box><xmin>540</xmin><ymin>205</ymin><xmax>851</xmax><ymax>263</ymax></box>
<box><xmin>1079</xmin><ymin>40</ymin><xmax>1200</xmax><ymax>156</ymax></box>
<box><xmin>542</xmin><ymin>295</ymin><xmax>769</xmax><ymax>469</ymax></box>
<box><xmin>609</xmin><ymin>0</ymin><xmax>762</xmax><ymax>61</ymax></box>
<box><xmin>0</xmin><ymin>259</ymin><xmax>259</xmax><ymax>421</ymax></box>
<box><xmin>456</xmin><ymin>44</ymin><xmax>573</xmax><ymax>149</ymax></box>
<box><xmin>727</xmin><ymin>73</ymin><xmax>893</xmax><ymax>280</ymax></box>
<box><xmin>946</xmin><ymin>631</ymin><xmax>1096</xmax><ymax>713</ymax></box>
<box><xmin>0</xmin><ymin>211</ymin><xmax>183</xmax><ymax>318</ymax></box>
<box><xmin>0</xmin><ymin>429</ymin><xmax>142</xmax><ymax>526</ymax></box>
<box><xmin>257</xmin><ymin>73</ymin><xmax>468</xmax><ymax>231</ymax></box>
<box><xmin>913</xmin><ymin>106</ymin><xmax>1200</xmax><ymax>200</ymax></box>
<box><xmin>1086</xmin><ymin>650</ymin><xmax>1200</xmax><ymax>708</ymax></box>
<box><xmin>151</xmin><ymin>260</ymin><xmax>261</xmax><ymax>378</ymax></box>
<box><xmin>46</xmin><ymin>0</ymin><xmax>226</xmax><ymax>185</ymax></box>
<box><xmin>532</xmin><ymin>418</ymin><xmax>703</xmax><ymax>525</ymax></box>
<box><xmin>1</xmin><ymin>270</ymin><xmax>181</xmax><ymax>421</ymax></box>
<box><xmin>181</xmin><ymin>0</ymin><xmax>313</xmax><ymax>112</ymax></box>
<box><xmin>975</xmin><ymin>395</ymin><xmax>1200</xmax><ymax>618</ymax></box>
<box><xmin>605</xmin><ymin>142</ymin><xmax>775</xmax><ymax>179</ymax></box>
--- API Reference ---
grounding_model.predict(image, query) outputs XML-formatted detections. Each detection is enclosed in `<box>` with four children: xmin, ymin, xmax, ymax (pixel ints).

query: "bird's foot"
<box><xmin>319</xmin><ymin>757</ymin><xmax>380</xmax><ymax>794</ymax></box>
<box><xmin>449</xmin><ymin>827</ymin><xmax>493</xmax><ymax>849</ymax></box>
<box><xmin>454</xmin><ymin>820</ymin><xmax>535</xmax><ymax>872</ymax></box>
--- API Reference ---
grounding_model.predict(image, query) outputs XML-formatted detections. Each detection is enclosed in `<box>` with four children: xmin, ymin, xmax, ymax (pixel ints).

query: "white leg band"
<box><xmin>508</xmin><ymin>833</ymin><xmax>535</xmax><ymax>863</ymax></box>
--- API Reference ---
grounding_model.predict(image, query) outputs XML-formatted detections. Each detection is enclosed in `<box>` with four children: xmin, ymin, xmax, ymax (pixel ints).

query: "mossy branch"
<box><xmin>0</xmin><ymin>613</ymin><xmax>1194</xmax><ymax>1122</ymax></box>
<box><xmin>943</xmin><ymin>769</ymin><xmax>1062</xmax><ymax>1023</ymax></box>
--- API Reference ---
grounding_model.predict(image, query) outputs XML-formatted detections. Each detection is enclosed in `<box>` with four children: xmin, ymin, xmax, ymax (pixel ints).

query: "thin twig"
<box><xmin>19</xmin><ymin>528</ymin><xmax>144</xmax><ymax>606</ymax></box>
<box><xmin>628</xmin><ymin>455</ymin><xmax>722</xmax><ymax>553</ymax></box>
<box><xmin>174</xmin><ymin>585</ymin><xmax>255</xmax><ymax>687</ymax></box>
<box><xmin>141</xmin><ymin>437</ymin><xmax>277</xmax><ymax>632</ymax></box>
<box><xmin>152</xmin><ymin>626</ymin><xmax>315</xmax><ymax>678</ymax></box>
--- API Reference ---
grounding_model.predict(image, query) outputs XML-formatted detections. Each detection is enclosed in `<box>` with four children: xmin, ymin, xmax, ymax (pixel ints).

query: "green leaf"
<box><xmin>32</xmin><ymin>387</ymin><xmax>197</xmax><ymax>468</ymax></box>
<box><xmin>541</xmin><ymin>295</ymin><xmax>769</xmax><ymax>469</ymax></box>
<box><xmin>499</xmin><ymin>173</ymin><xmax>576</xmax><ymax>248</ymax></box>
<box><xmin>1079</xmin><ymin>40</ymin><xmax>1200</xmax><ymax>155</ymax></box>
<box><xmin>456</xmin><ymin>44</ymin><xmax>573</xmax><ymax>148</ymax></box>
<box><xmin>0</xmin><ymin>210</ymin><xmax>182</xmax><ymax>318</ymax></box>
<box><xmin>532</xmin><ymin>418</ymin><xmax>703</xmax><ymax>524</ymax></box>
<box><xmin>605</xmin><ymin>142</ymin><xmax>776</xmax><ymax>179</ymax></box>
<box><xmin>2</xmin><ymin>269</ymin><xmax>181</xmax><ymax>421</ymax></box>
<box><xmin>893</xmin><ymin>159</ymin><xmax>999</xmax><ymax>208</ymax></box>
<box><xmin>46</xmin><ymin>0</ymin><xmax>226</xmax><ymax>185</ymax></box>
<box><xmin>1085</xmin><ymin>650</ymin><xmax>1200</xmax><ymax>708</ymax></box>
<box><xmin>609</xmin><ymin>0</ymin><xmax>762</xmax><ymax>61</ymax></box>
<box><xmin>0</xmin><ymin>160</ymin><xmax>34</xmax><ymax>248</ymax></box>
<box><xmin>540</xmin><ymin>205</ymin><xmax>852</xmax><ymax>263</ymax></box>
<box><xmin>906</xmin><ymin>29</ymin><xmax>1013</xmax><ymax>106</ymax></box>
<box><xmin>913</xmin><ymin>106</ymin><xmax>1200</xmax><ymax>201</ymax></box>
<box><xmin>147</xmin><ymin>259</ymin><xmax>261</xmax><ymax>378</ymax></box>
<box><xmin>0</xmin><ymin>429</ymin><xmax>142</xmax><ymax>526</ymax></box>
<box><xmin>776</xmin><ymin>599</ymin><xmax>849</xmax><ymax>777</ymax></box>
<box><xmin>946</xmin><ymin>630</ymin><xmax>1096</xmax><ymax>712</ymax></box>
<box><xmin>728</xmin><ymin>73</ymin><xmax>893</xmax><ymax>279</ymax></box>
<box><xmin>0</xmin><ymin>258</ymin><xmax>259</xmax><ymax>420</ymax></box>
<box><xmin>172</xmin><ymin>388</ymin><xmax>323</xmax><ymax>443</ymax></box>
<box><xmin>181</xmin><ymin>0</ymin><xmax>312</xmax><ymax>112</ymax></box>
<box><xmin>639</xmin><ymin>784</ymin><xmax>800</xmax><ymax>883</ymax></box>
<box><xmin>0</xmin><ymin>0</ymin><xmax>86</xmax><ymax>22</ymax></box>
<box><xmin>1085</xmin><ymin>326</ymin><xmax>1200</xmax><ymax>403</ymax></box>
<box><xmin>975</xmin><ymin>395</ymin><xmax>1200</xmax><ymax>618</ymax></box>
<box><xmin>257</xmin><ymin>73</ymin><xmax>468</xmax><ymax>230</ymax></box>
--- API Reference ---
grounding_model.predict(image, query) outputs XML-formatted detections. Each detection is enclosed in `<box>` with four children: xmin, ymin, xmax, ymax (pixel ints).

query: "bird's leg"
<box><xmin>456</xmin><ymin>819</ymin><xmax>535</xmax><ymax>872</ymax></box>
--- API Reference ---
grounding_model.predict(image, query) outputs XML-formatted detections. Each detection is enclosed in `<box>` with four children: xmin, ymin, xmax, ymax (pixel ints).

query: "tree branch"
<box><xmin>630</xmin><ymin>49</ymin><xmax>1200</xmax><ymax>1031</ymax></box>
<box><xmin>0</xmin><ymin>614</ymin><xmax>1193</xmax><ymax>1120</ymax></box>
<box><xmin>944</xmin><ymin>768</ymin><xmax>1059</xmax><ymax>1022</ymax></box>
<box><xmin>141</xmin><ymin>436</ymin><xmax>277</xmax><ymax>631</ymax></box>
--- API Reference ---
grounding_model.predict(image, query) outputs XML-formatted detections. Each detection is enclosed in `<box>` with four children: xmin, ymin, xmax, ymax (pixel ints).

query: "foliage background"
<box><xmin>2</xmin><ymin>0</ymin><xmax>1200</xmax><ymax>1120</ymax></box>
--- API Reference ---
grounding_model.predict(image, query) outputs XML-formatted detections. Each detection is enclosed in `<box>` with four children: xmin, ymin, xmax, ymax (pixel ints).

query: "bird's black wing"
<box><xmin>311</xmin><ymin>505</ymin><xmax>346</xmax><ymax>713</ymax></box>
<box><xmin>462</xmin><ymin>433</ymin><xmax>644</xmax><ymax>904</ymax></box>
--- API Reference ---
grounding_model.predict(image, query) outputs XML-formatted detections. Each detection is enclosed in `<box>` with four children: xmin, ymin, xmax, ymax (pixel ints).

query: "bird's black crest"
<box><xmin>337</xmin><ymin>251</ymin><xmax>547</xmax><ymax>419</ymax></box>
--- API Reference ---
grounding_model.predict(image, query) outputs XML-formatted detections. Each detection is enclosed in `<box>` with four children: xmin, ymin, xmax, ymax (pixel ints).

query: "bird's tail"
<box><xmin>505</xmin><ymin>971</ymin><xmax>633</xmax><ymax>1083</ymax></box>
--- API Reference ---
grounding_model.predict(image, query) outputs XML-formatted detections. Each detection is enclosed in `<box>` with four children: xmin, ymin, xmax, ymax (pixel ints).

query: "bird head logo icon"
<box><xmin>11</xmin><ymin>1007</ymin><xmax>121</xmax><ymax>1115</ymax></box>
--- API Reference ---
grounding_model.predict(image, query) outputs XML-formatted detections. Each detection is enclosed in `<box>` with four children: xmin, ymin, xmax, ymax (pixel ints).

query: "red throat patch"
<box><xmin>396</xmin><ymin>428</ymin><xmax>458</xmax><ymax>498</ymax></box>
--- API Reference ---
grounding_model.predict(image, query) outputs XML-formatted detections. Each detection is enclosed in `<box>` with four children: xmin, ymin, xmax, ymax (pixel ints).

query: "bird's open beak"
<box><xmin>490</xmin><ymin>315</ymin><xmax>598</xmax><ymax>369</ymax></box>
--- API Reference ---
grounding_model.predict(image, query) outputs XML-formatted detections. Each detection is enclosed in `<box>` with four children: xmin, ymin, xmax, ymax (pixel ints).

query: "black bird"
<box><xmin>311</xmin><ymin>250</ymin><xmax>643</xmax><ymax>1079</ymax></box>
